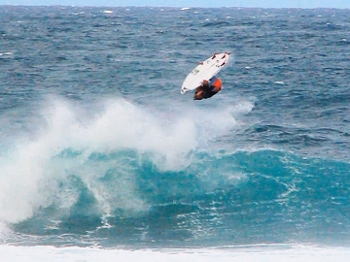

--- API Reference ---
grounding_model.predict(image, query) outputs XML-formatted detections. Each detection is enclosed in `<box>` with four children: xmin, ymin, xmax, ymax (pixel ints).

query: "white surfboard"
<box><xmin>180</xmin><ymin>52</ymin><xmax>230</xmax><ymax>94</ymax></box>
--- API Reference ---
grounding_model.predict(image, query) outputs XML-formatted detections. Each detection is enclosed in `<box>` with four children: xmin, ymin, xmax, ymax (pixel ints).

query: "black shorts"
<box><xmin>202</xmin><ymin>89</ymin><xmax>217</xmax><ymax>99</ymax></box>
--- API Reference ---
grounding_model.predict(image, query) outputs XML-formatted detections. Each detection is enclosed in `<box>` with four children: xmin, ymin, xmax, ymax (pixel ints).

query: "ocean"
<box><xmin>1</xmin><ymin>5</ymin><xmax>350</xmax><ymax>261</ymax></box>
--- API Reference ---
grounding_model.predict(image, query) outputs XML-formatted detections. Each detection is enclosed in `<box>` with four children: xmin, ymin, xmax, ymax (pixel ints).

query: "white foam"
<box><xmin>0</xmin><ymin>52</ymin><xmax>12</xmax><ymax>56</ymax></box>
<box><xmin>0</xmin><ymin>99</ymin><xmax>150</xmax><ymax>223</ymax></box>
<box><xmin>274</xmin><ymin>81</ymin><xmax>285</xmax><ymax>85</ymax></box>
<box><xmin>81</xmin><ymin>99</ymin><xmax>198</xmax><ymax>171</ymax></box>
<box><xmin>0</xmin><ymin>245</ymin><xmax>350</xmax><ymax>262</ymax></box>
<box><xmin>0</xmin><ymin>221</ymin><xmax>10</xmax><ymax>235</ymax></box>
<box><xmin>0</xmin><ymin>97</ymin><xmax>251</xmax><ymax>224</ymax></box>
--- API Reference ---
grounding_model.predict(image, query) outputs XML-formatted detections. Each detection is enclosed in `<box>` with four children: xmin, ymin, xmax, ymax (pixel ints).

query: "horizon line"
<box><xmin>1</xmin><ymin>4</ymin><xmax>350</xmax><ymax>10</ymax></box>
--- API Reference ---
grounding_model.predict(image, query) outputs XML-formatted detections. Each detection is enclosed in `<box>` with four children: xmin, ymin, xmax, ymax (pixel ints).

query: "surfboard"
<box><xmin>180</xmin><ymin>52</ymin><xmax>230</xmax><ymax>94</ymax></box>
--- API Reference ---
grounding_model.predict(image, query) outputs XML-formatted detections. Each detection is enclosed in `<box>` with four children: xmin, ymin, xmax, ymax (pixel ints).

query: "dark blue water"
<box><xmin>1</xmin><ymin>6</ymin><xmax>350</xmax><ymax>248</ymax></box>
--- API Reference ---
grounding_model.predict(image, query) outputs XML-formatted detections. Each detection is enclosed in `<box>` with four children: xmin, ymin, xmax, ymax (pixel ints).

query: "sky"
<box><xmin>0</xmin><ymin>0</ymin><xmax>350</xmax><ymax>9</ymax></box>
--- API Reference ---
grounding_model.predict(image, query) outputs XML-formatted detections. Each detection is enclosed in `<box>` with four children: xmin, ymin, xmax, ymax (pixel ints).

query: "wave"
<box><xmin>6</xmin><ymin>147</ymin><xmax>350</xmax><ymax>247</ymax></box>
<box><xmin>0</xmin><ymin>97</ymin><xmax>249</xmax><ymax>224</ymax></box>
<box><xmin>1</xmin><ymin>97</ymin><xmax>349</xmax><ymax>247</ymax></box>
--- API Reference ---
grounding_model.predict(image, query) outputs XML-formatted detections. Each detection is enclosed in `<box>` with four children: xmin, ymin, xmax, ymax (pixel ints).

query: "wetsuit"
<box><xmin>195</xmin><ymin>76</ymin><xmax>222</xmax><ymax>100</ymax></box>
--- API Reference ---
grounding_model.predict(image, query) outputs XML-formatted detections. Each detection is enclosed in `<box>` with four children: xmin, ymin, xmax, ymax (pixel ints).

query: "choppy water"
<box><xmin>1</xmin><ymin>5</ymin><xmax>350</xmax><ymax>261</ymax></box>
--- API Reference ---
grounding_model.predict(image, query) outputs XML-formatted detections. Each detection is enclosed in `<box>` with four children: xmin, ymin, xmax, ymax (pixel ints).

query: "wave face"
<box><xmin>1</xmin><ymin>6</ymin><xmax>350</xmax><ymax>248</ymax></box>
<box><xmin>5</xmin><ymin>146</ymin><xmax>350</xmax><ymax>247</ymax></box>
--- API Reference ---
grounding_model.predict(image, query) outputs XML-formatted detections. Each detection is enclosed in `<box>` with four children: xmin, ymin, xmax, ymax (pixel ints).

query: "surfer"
<box><xmin>194</xmin><ymin>76</ymin><xmax>222</xmax><ymax>100</ymax></box>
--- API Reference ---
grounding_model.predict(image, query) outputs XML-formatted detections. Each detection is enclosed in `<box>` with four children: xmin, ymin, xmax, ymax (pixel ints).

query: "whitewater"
<box><xmin>1</xmin><ymin>5</ymin><xmax>350</xmax><ymax>261</ymax></box>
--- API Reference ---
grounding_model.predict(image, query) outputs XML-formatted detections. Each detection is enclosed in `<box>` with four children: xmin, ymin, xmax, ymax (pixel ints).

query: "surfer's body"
<box><xmin>194</xmin><ymin>76</ymin><xmax>222</xmax><ymax>100</ymax></box>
